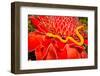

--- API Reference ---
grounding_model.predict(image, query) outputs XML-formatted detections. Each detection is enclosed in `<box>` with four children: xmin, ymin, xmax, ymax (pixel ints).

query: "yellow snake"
<box><xmin>46</xmin><ymin>26</ymin><xmax>84</xmax><ymax>46</ymax></box>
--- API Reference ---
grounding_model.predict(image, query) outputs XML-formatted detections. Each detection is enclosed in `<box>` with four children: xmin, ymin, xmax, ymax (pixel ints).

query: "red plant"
<box><xmin>28</xmin><ymin>16</ymin><xmax>88</xmax><ymax>60</ymax></box>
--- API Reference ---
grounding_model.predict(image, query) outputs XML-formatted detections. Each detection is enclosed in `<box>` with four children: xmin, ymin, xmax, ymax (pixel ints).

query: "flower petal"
<box><xmin>42</xmin><ymin>36</ymin><xmax>52</xmax><ymax>47</ymax></box>
<box><xmin>84</xmin><ymin>39</ymin><xmax>88</xmax><ymax>45</ymax></box>
<box><xmin>43</xmin><ymin>43</ymin><xmax>58</xmax><ymax>60</ymax></box>
<box><xmin>55</xmin><ymin>39</ymin><xmax>65</xmax><ymax>49</ymax></box>
<box><xmin>28</xmin><ymin>32</ymin><xmax>43</xmax><ymax>52</ymax></box>
<box><xmin>69</xmin><ymin>43</ymin><xmax>85</xmax><ymax>53</ymax></box>
<box><xmin>57</xmin><ymin>44</ymin><xmax>68</xmax><ymax>59</ymax></box>
<box><xmin>81</xmin><ymin>51</ymin><xmax>88</xmax><ymax>58</ymax></box>
<box><xmin>29</xmin><ymin>16</ymin><xmax>48</xmax><ymax>33</ymax></box>
<box><xmin>67</xmin><ymin>45</ymin><xmax>81</xmax><ymax>59</ymax></box>
<box><xmin>35</xmin><ymin>45</ymin><xmax>44</xmax><ymax>60</ymax></box>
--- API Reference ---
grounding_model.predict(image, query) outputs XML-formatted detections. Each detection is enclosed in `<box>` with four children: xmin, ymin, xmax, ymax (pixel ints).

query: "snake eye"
<box><xmin>61</xmin><ymin>35</ymin><xmax>66</xmax><ymax>40</ymax></box>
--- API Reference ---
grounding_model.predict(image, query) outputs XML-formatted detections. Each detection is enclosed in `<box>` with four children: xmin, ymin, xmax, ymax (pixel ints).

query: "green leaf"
<box><xmin>28</xmin><ymin>19</ymin><xmax>36</xmax><ymax>32</ymax></box>
<box><xmin>79</xmin><ymin>17</ymin><xmax>88</xmax><ymax>25</ymax></box>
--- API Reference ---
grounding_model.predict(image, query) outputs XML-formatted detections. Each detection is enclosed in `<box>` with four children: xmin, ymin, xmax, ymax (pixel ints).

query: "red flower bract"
<box><xmin>28</xmin><ymin>16</ymin><xmax>88</xmax><ymax>60</ymax></box>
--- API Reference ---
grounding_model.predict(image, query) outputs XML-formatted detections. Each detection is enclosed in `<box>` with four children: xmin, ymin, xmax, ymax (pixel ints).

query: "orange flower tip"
<box><xmin>84</xmin><ymin>39</ymin><xmax>88</xmax><ymax>45</ymax></box>
<box><xmin>81</xmin><ymin>51</ymin><xmax>88</xmax><ymax>58</ymax></box>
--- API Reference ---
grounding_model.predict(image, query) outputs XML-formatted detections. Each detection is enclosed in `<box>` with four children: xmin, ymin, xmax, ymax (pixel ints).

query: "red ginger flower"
<box><xmin>28</xmin><ymin>16</ymin><xmax>87</xmax><ymax>60</ymax></box>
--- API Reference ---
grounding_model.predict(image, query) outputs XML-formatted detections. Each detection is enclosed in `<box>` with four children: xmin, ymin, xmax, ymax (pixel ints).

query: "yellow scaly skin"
<box><xmin>46</xmin><ymin>26</ymin><xmax>84</xmax><ymax>46</ymax></box>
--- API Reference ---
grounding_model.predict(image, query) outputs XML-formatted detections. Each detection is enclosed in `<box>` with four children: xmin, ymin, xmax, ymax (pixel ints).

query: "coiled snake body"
<box><xmin>46</xmin><ymin>26</ymin><xmax>84</xmax><ymax>46</ymax></box>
